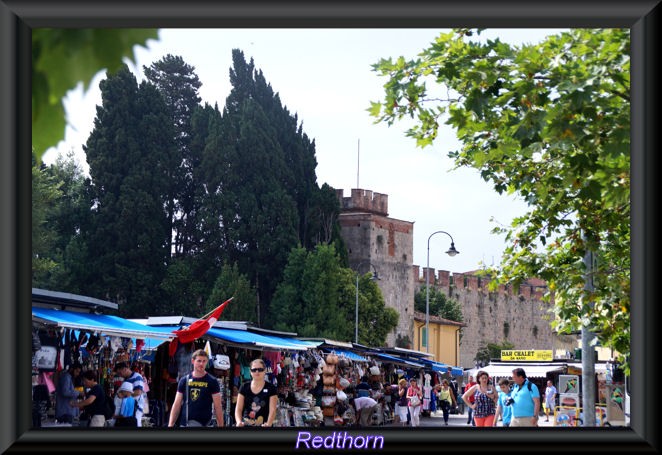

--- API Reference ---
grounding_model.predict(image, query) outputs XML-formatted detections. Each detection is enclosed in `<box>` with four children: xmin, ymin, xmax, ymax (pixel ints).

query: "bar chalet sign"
<box><xmin>500</xmin><ymin>349</ymin><xmax>553</xmax><ymax>361</ymax></box>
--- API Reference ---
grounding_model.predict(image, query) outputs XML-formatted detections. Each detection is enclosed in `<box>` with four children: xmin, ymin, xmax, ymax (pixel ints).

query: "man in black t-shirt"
<box><xmin>168</xmin><ymin>349</ymin><xmax>224</xmax><ymax>427</ymax></box>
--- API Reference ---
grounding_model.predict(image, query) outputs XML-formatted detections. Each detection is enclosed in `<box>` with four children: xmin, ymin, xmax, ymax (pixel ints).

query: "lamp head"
<box><xmin>371</xmin><ymin>271</ymin><xmax>380</xmax><ymax>281</ymax></box>
<box><xmin>446</xmin><ymin>242</ymin><xmax>459</xmax><ymax>257</ymax></box>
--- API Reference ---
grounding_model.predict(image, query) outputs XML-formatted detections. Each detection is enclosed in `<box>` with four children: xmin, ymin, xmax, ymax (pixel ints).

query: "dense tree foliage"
<box><xmin>34</xmin><ymin>51</ymin><xmax>355</xmax><ymax>335</ymax></box>
<box><xmin>32</xmin><ymin>151</ymin><xmax>91</xmax><ymax>293</ymax></box>
<box><xmin>371</xmin><ymin>28</ymin><xmax>630</xmax><ymax>370</ymax></box>
<box><xmin>207</xmin><ymin>263</ymin><xmax>257</xmax><ymax>324</ymax></box>
<box><xmin>198</xmin><ymin>49</ymin><xmax>330</xmax><ymax>324</ymax></box>
<box><xmin>144</xmin><ymin>55</ymin><xmax>203</xmax><ymax>257</ymax></box>
<box><xmin>83</xmin><ymin>66</ymin><xmax>174</xmax><ymax>317</ymax></box>
<box><xmin>32</xmin><ymin>153</ymin><xmax>62</xmax><ymax>283</ymax></box>
<box><xmin>414</xmin><ymin>286</ymin><xmax>463</xmax><ymax>323</ymax></box>
<box><xmin>269</xmin><ymin>244</ymin><xmax>398</xmax><ymax>345</ymax></box>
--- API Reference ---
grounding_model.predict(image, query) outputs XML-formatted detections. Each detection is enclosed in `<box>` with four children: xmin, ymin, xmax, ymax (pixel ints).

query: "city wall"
<box><xmin>412</xmin><ymin>266</ymin><xmax>576</xmax><ymax>369</ymax></box>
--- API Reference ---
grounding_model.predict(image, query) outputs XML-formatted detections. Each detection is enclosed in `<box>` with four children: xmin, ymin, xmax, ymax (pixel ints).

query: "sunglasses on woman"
<box><xmin>250</xmin><ymin>367</ymin><xmax>265</xmax><ymax>373</ymax></box>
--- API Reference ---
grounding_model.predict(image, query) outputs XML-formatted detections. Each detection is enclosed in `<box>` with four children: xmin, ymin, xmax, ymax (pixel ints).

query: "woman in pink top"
<box><xmin>406</xmin><ymin>378</ymin><xmax>423</xmax><ymax>427</ymax></box>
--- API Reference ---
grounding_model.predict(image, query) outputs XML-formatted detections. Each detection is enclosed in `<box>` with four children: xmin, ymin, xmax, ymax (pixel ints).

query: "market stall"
<box><xmin>31</xmin><ymin>306</ymin><xmax>176</xmax><ymax>427</ymax></box>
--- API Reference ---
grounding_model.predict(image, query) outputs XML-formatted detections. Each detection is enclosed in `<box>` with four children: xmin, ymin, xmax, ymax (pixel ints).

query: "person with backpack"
<box><xmin>506</xmin><ymin>367</ymin><xmax>541</xmax><ymax>427</ymax></box>
<box><xmin>113</xmin><ymin>381</ymin><xmax>138</xmax><ymax>427</ymax></box>
<box><xmin>70</xmin><ymin>370</ymin><xmax>106</xmax><ymax>427</ymax></box>
<box><xmin>114</xmin><ymin>362</ymin><xmax>146</xmax><ymax>427</ymax></box>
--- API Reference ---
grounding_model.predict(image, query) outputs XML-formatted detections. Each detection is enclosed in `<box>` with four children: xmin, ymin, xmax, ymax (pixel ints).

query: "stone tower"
<box><xmin>336</xmin><ymin>188</ymin><xmax>414</xmax><ymax>346</ymax></box>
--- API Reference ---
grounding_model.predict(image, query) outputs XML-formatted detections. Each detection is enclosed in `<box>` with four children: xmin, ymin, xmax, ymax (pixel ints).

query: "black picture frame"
<box><xmin>1</xmin><ymin>1</ymin><xmax>658</xmax><ymax>452</ymax></box>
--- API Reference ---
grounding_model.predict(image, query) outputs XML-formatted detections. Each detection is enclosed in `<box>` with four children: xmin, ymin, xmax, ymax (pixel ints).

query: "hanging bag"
<box><xmin>325</xmin><ymin>352</ymin><xmax>338</xmax><ymax>365</ymax></box>
<box><xmin>322</xmin><ymin>364</ymin><xmax>336</xmax><ymax>375</ymax></box>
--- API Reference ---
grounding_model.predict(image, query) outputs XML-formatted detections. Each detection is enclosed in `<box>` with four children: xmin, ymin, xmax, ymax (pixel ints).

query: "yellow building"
<box><xmin>412</xmin><ymin>311</ymin><xmax>465</xmax><ymax>366</ymax></box>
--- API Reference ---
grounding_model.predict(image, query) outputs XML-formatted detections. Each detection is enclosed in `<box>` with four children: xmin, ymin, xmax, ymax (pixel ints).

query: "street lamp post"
<box><xmin>425</xmin><ymin>231</ymin><xmax>459</xmax><ymax>354</ymax></box>
<box><xmin>354</xmin><ymin>261</ymin><xmax>379</xmax><ymax>344</ymax></box>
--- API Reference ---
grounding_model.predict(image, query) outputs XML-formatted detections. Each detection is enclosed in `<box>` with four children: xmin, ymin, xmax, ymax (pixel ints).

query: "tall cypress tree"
<box><xmin>199</xmin><ymin>49</ymin><xmax>321</xmax><ymax>325</ymax></box>
<box><xmin>83</xmin><ymin>66</ymin><xmax>174</xmax><ymax>316</ymax></box>
<box><xmin>144</xmin><ymin>55</ymin><xmax>202</xmax><ymax>257</ymax></box>
<box><xmin>158</xmin><ymin>104</ymin><xmax>226</xmax><ymax>316</ymax></box>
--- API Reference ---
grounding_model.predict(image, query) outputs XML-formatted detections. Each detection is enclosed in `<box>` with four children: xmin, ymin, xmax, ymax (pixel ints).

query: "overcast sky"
<box><xmin>43</xmin><ymin>28</ymin><xmax>564</xmax><ymax>274</ymax></box>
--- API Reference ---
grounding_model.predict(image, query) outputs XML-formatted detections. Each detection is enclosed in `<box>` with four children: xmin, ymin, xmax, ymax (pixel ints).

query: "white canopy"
<box><xmin>470</xmin><ymin>363</ymin><xmax>565</xmax><ymax>379</ymax></box>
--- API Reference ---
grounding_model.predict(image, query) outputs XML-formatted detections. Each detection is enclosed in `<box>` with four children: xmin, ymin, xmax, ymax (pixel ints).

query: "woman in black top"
<box><xmin>235</xmin><ymin>359</ymin><xmax>278</xmax><ymax>427</ymax></box>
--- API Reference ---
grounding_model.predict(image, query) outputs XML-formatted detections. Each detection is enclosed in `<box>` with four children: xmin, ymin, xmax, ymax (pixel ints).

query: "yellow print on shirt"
<box><xmin>188</xmin><ymin>380</ymin><xmax>210</xmax><ymax>402</ymax></box>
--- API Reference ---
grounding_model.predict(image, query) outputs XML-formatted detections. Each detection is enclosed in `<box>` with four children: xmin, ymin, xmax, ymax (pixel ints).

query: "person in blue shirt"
<box><xmin>55</xmin><ymin>362</ymin><xmax>83</xmax><ymax>423</ymax></box>
<box><xmin>356</xmin><ymin>376</ymin><xmax>371</xmax><ymax>398</ymax></box>
<box><xmin>113</xmin><ymin>381</ymin><xmax>138</xmax><ymax>427</ymax></box>
<box><xmin>493</xmin><ymin>378</ymin><xmax>513</xmax><ymax>427</ymax></box>
<box><xmin>543</xmin><ymin>380</ymin><xmax>558</xmax><ymax>422</ymax></box>
<box><xmin>507</xmin><ymin>368</ymin><xmax>540</xmax><ymax>427</ymax></box>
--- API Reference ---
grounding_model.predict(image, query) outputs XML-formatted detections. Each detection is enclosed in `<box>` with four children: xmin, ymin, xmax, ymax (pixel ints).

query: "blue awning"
<box><xmin>294</xmin><ymin>340</ymin><xmax>325</xmax><ymax>348</ymax></box>
<box><xmin>203</xmin><ymin>327</ymin><xmax>311</xmax><ymax>351</ymax></box>
<box><xmin>373</xmin><ymin>353</ymin><xmax>426</xmax><ymax>368</ymax></box>
<box><xmin>417</xmin><ymin>357</ymin><xmax>463</xmax><ymax>376</ymax></box>
<box><xmin>32</xmin><ymin>307</ymin><xmax>176</xmax><ymax>341</ymax></box>
<box><xmin>324</xmin><ymin>349</ymin><xmax>369</xmax><ymax>362</ymax></box>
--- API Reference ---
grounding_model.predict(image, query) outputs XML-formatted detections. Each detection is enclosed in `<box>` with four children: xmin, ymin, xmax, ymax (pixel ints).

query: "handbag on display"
<box><xmin>325</xmin><ymin>353</ymin><xmax>338</xmax><ymax>365</ymax></box>
<box><xmin>322</xmin><ymin>364</ymin><xmax>336</xmax><ymax>375</ymax></box>
<box><xmin>212</xmin><ymin>354</ymin><xmax>231</xmax><ymax>370</ymax></box>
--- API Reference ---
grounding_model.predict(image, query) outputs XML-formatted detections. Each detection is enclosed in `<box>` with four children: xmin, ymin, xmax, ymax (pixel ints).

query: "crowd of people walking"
<box><xmin>366</xmin><ymin>367</ymin><xmax>544</xmax><ymax>428</ymax></box>
<box><xmin>56</xmin><ymin>356</ymin><xmax>545</xmax><ymax>429</ymax></box>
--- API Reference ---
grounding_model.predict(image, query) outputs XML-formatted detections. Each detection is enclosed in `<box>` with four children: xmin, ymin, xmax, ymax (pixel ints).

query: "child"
<box><xmin>114</xmin><ymin>381</ymin><xmax>138</xmax><ymax>427</ymax></box>
<box><xmin>493</xmin><ymin>378</ymin><xmax>513</xmax><ymax>427</ymax></box>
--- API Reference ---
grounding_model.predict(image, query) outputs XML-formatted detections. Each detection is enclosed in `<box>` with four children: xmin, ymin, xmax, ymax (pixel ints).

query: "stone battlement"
<box><xmin>412</xmin><ymin>265</ymin><xmax>548</xmax><ymax>296</ymax></box>
<box><xmin>335</xmin><ymin>188</ymin><xmax>388</xmax><ymax>217</ymax></box>
<box><xmin>412</xmin><ymin>264</ymin><xmax>564</xmax><ymax>369</ymax></box>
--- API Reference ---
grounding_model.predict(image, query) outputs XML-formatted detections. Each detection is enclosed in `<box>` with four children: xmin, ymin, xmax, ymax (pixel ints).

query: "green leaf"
<box><xmin>32</xmin><ymin>29</ymin><xmax>159</xmax><ymax>161</ymax></box>
<box><xmin>367</xmin><ymin>101</ymin><xmax>382</xmax><ymax>117</ymax></box>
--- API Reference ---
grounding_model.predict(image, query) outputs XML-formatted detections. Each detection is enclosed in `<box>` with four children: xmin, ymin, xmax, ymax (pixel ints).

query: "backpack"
<box><xmin>115</xmin><ymin>399</ymin><xmax>138</xmax><ymax>427</ymax></box>
<box><xmin>516</xmin><ymin>380</ymin><xmax>533</xmax><ymax>393</ymax></box>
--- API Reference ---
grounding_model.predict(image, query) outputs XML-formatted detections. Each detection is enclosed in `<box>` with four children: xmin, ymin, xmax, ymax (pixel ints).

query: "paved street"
<box><xmin>325</xmin><ymin>409</ymin><xmax>554</xmax><ymax>428</ymax></box>
<box><xmin>382</xmin><ymin>410</ymin><xmax>554</xmax><ymax>428</ymax></box>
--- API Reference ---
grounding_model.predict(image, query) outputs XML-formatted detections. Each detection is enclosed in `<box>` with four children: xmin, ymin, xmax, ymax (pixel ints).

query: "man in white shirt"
<box><xmin>114</xmin><ymin>362</ymin><xmax>146</xmax><ymax>427</ymax></box>
<box><xmin>543</xmin><ymin>380</ymin><xmax>557</xmax><ymax>422</ymax></box>
<box><xmin>350</xmin><ymin>396</ymin><xmax>378</xmax><ymax>427</ymax></box>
